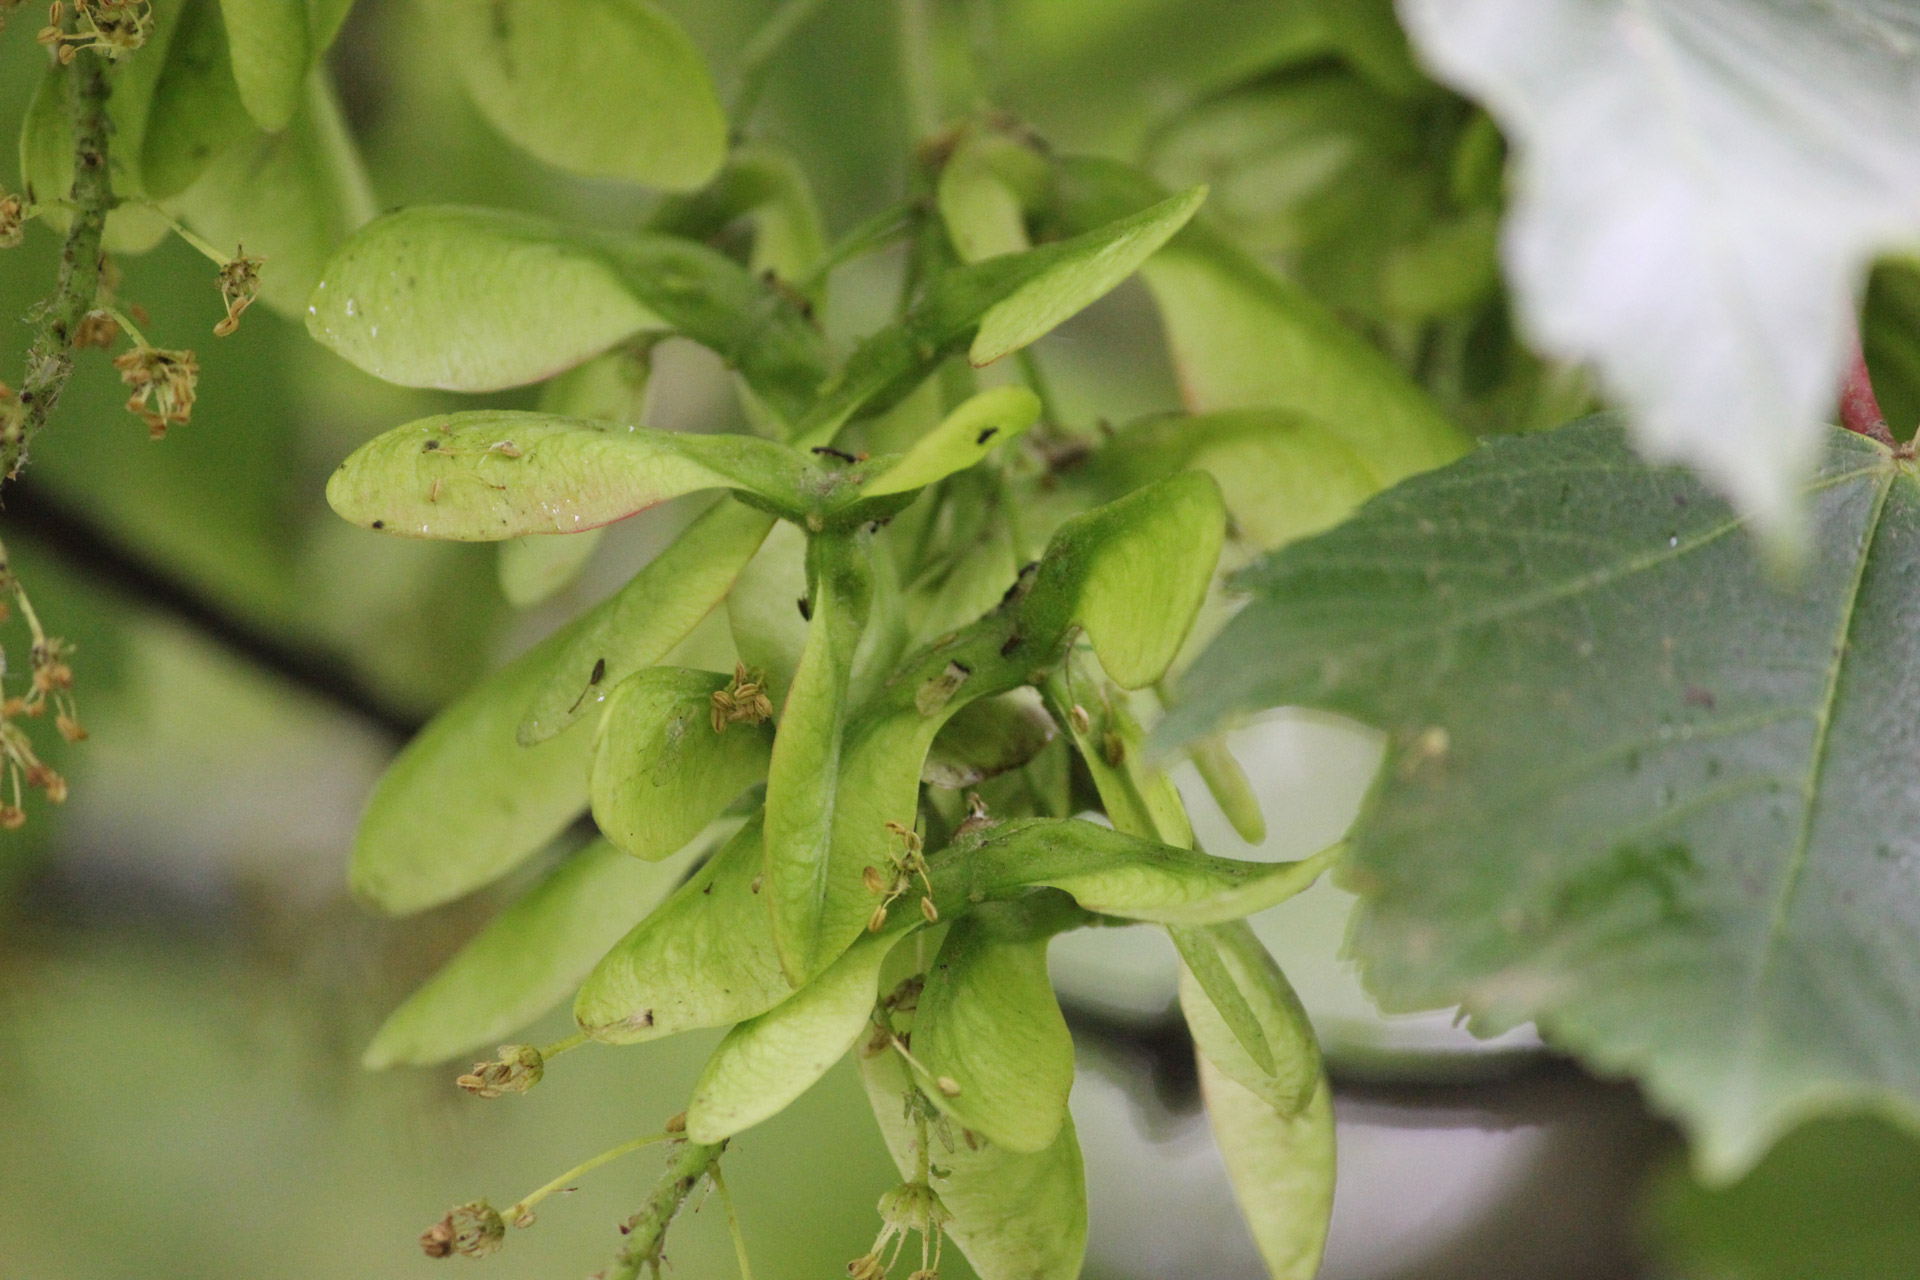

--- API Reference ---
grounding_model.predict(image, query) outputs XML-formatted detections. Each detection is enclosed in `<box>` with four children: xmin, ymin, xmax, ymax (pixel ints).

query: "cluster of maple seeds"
<box><xmin>35</xmin><ymin>0</ymin><xmax>152</xmax><ymax>61</ymax></box>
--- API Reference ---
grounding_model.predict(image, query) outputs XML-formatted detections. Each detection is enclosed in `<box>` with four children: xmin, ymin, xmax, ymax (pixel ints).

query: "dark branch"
<box><xmin>4</xmin><ymin>480</ymin><xmax>425</xmax><ymax>740</ymax></box>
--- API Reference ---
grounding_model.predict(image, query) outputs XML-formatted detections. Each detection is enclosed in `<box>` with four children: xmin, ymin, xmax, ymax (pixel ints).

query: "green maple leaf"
<box><xmin>1166</xmin><ymin>416</ymin><xmax>1920</xmax><ymax>1177</ymax></box>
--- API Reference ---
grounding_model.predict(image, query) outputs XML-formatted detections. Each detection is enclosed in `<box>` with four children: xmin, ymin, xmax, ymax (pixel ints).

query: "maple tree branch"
<box><xmin>605</xmin><ymin>1139</ymin><xmax>727</xmax><ymax>1279</ymax></box>
<box><xmin>4</xmin><ymin>48</ymin><xmax>115</xmax><ymax>482</ymax></box>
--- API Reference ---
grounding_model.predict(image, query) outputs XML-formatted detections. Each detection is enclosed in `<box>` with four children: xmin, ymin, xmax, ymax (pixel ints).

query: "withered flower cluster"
<box><xmin>113</xmin><ymin>343</ymin><xmax>198</xmax><ymax>439</ymax></box>
<box><xmin>36</xmin><ymin>0</ymin><xmax>154</xmax><ymax>62</ymax></box>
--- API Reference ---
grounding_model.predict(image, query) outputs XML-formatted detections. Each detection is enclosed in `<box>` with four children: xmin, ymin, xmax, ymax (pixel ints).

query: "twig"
<box><xmin>709</xmin><ymin>1166</ymin><xmax>757</xmax><ymax>1280</ymax></box>
<box><xmin>898</xmin><ymin>0</ymin><xmax>940</xmax><ymax>140</ymax></box>
<box><xmin>729</xmin><ymin>0</ymin><xmax>826</xmax><ymax>131</ymax></box>
<box><xmin>5</xmin><ymin>48</ymin><xmax>114</xmax><ymax>482</ymax></box>
<box><xmin>605</xmin><ymin>1140</ymin><xmax>727</xmax><ymax>1280</ymax></box>
<box><xmin>2</xmin><ymin>480</ymin><xmax>424</xmax><ymax>740</ymax></box>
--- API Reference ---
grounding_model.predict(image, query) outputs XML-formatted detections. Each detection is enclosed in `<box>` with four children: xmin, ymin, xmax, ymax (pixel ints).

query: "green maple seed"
<box><xmin>1174</xmin><ymin>921</ymin><xmax>1320</xmax><ymax>1115</ymax></box>
<box><xmin>859</xmin><ymin>1000</ymin><xmax>1088</xmax><ymax>1280</ymax></box>
<box><xmin>362</xmin><ymin>837</ymin><xmax>702</xmax><ymax>1068</ymax></box>
<box><xmin>591</xmin><ymin>667</ymin><xmax>773</xmax><ymax>862</ymax></box>
<box><xmin>684</xmin><ymin>930</ymin><xmax>900</xmax><ymax>1144</ymax></box>
<box><xmin>1200</xmin><ymin>1057</ymin><xmax>1335</xmax><ymax>1280</ymax></box>
<box><xmin>763</xmin><ymin>530</ymin><xmax>874</xmax><ymax>984</ymax></box>
<box><xmin>326</xmin><ymin>411</ymin><xmax>814</xmax><ymax>539</ymax></box>
<box><xmin>911</xmin><ymin>903</ymin><xmax>1077</xmax><ymax>1154</ymax></box>
<box><xmin>575</xmin><ymin>812</ymin><xmax>793</xmax><ymax>1044</ymax></box>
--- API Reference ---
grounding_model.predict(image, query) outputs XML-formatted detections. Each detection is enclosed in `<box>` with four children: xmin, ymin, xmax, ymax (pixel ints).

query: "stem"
<box><xmin>1015</xmin><ymin>348</ymin><xmax>1063</xmax><ymax>427</ymax></box>
<box><xmin>606</xmin><ymin>1140</ymin><xmax>727</xmax><ymax>1280</ymax></box>
<box><xmin>898</xmin><ymin>0</ymin><xmax>940</xmax><ymax>140</ymax></box>
<box><xmin>913</xmin><ymin>1104</ymin><xmax>931</xmax><ymax>1183</ymax></box>
<box><xmin>104</xmin><ymin>307</ymin><xmax>152</xmax><ymax>350</ymax></box>
<box><xmin>1841</xmin><ymin>333</ymin><xmax>1897</xmax><ymax>446</ymax></box>
<box><xmin>2</xmin><ymin>541</ymin><xmax>46</xmax><ymax>646</ymax></box>
<box><xmin>504</xmin><ymin>1132</ymin><xmax>671</xmax><ymax>1222</ymax></box>
<box><xmin>306</xmin><ymin>69</ymin><xmax>379</xmax><ymax>231</ymax></box>
<box><xmin>729</xmin><ymin>0</ymin><xmax>826</xmax><ymax>131</ymax></box>
<box><xmin>5</xmin><ymin>48</ymin><xmax>114</xmax><ymax>483</ymax></box>
<box><xmin>962</xmin><ymin>0</ymin><xmax>998</xmax><ymax>109</ymax></box>
<box><xmin>130</xmin><ymin>200</ymin><xmax>229</xmax><ymax>265</ymax></box>
<box><xmin>794</xmin><ymin>198</ymin><xmax>920</xmax><ymax>297</ymax></box>
<box><xmin>709</xmin><ymin>1166</ymin><xmax>756</xmax><ymax>1280</ymax></box>
<box><xmin>539</xmin><ymin>1030</ymin><xmax>589</xmax><ymax>1059</ymax></box>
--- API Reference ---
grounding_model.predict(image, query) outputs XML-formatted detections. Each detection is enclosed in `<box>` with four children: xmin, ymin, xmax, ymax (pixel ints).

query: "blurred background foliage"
<box><xmin>2</xmin><ymin>1</ymin><xmax>1917</xmax><ymax>1277</ymax></box>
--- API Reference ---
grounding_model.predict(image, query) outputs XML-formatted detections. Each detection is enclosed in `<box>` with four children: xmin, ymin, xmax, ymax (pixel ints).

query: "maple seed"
<box><xmin>915</xmin><ymin>661</ymin><xmax>972</xmax><ymax>716</ymax></box>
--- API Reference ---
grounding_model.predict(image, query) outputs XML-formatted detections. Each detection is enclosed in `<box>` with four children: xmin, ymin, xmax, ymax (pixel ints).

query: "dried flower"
<box><xmin>213</xmin><ymin>248</ymin><xmax>264</xmax><ymax>337</ymax></box>
<box><xmin>72</xmin><ymin>309</ymin><xmax>120</xmax><ymax>349</ymax></box>
<box><xmin>0</xmin><ymin>592</ymin><xmax>87</xmax><ymax>829</ymax></box>
<box><xmin>952</xmin><ymin>791</ymin><xmax>997</xmax><ymax>840</ymax></box>
<box><xmin>0</xmin><ymin>193</ymin><xmax>23</xmax><ymax>250</ymax></box>
<box><xmin>420</xmin><ymin>1201</ymin><xmax>505</xmax><ymax>1260</ymax></box>
<box><xmin>848</xmin><ymin>1181</ymin><xmax>950</xmax><ymax>1280</ymax></box>
<box><xmin>710</xmin><ymin>663</ymin><xmax>773</xmax><ymax>733</ymax></box>
<box><xmin>113</xmin><ymin>344</ymin><xmax>197</xmax><ymax>438</ymax></box>
<box><xmin>455</xmin><ymin>1043</ymin><xmax>544</xmax><ymax>1099</ymax></box>
<box><xmin>39</xmin><ymin>0</ymin><xmax>154</xmax><ymax>59</ymax></box>
<box><xmin>0</xmin><ymin>385</ymin><xmax>23</xmax><ymax>458</ymax></box>
<box><xmin>867</xmin><ymin>820</ymin><xmax>936</xmax><ymax>930</ymax></box>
